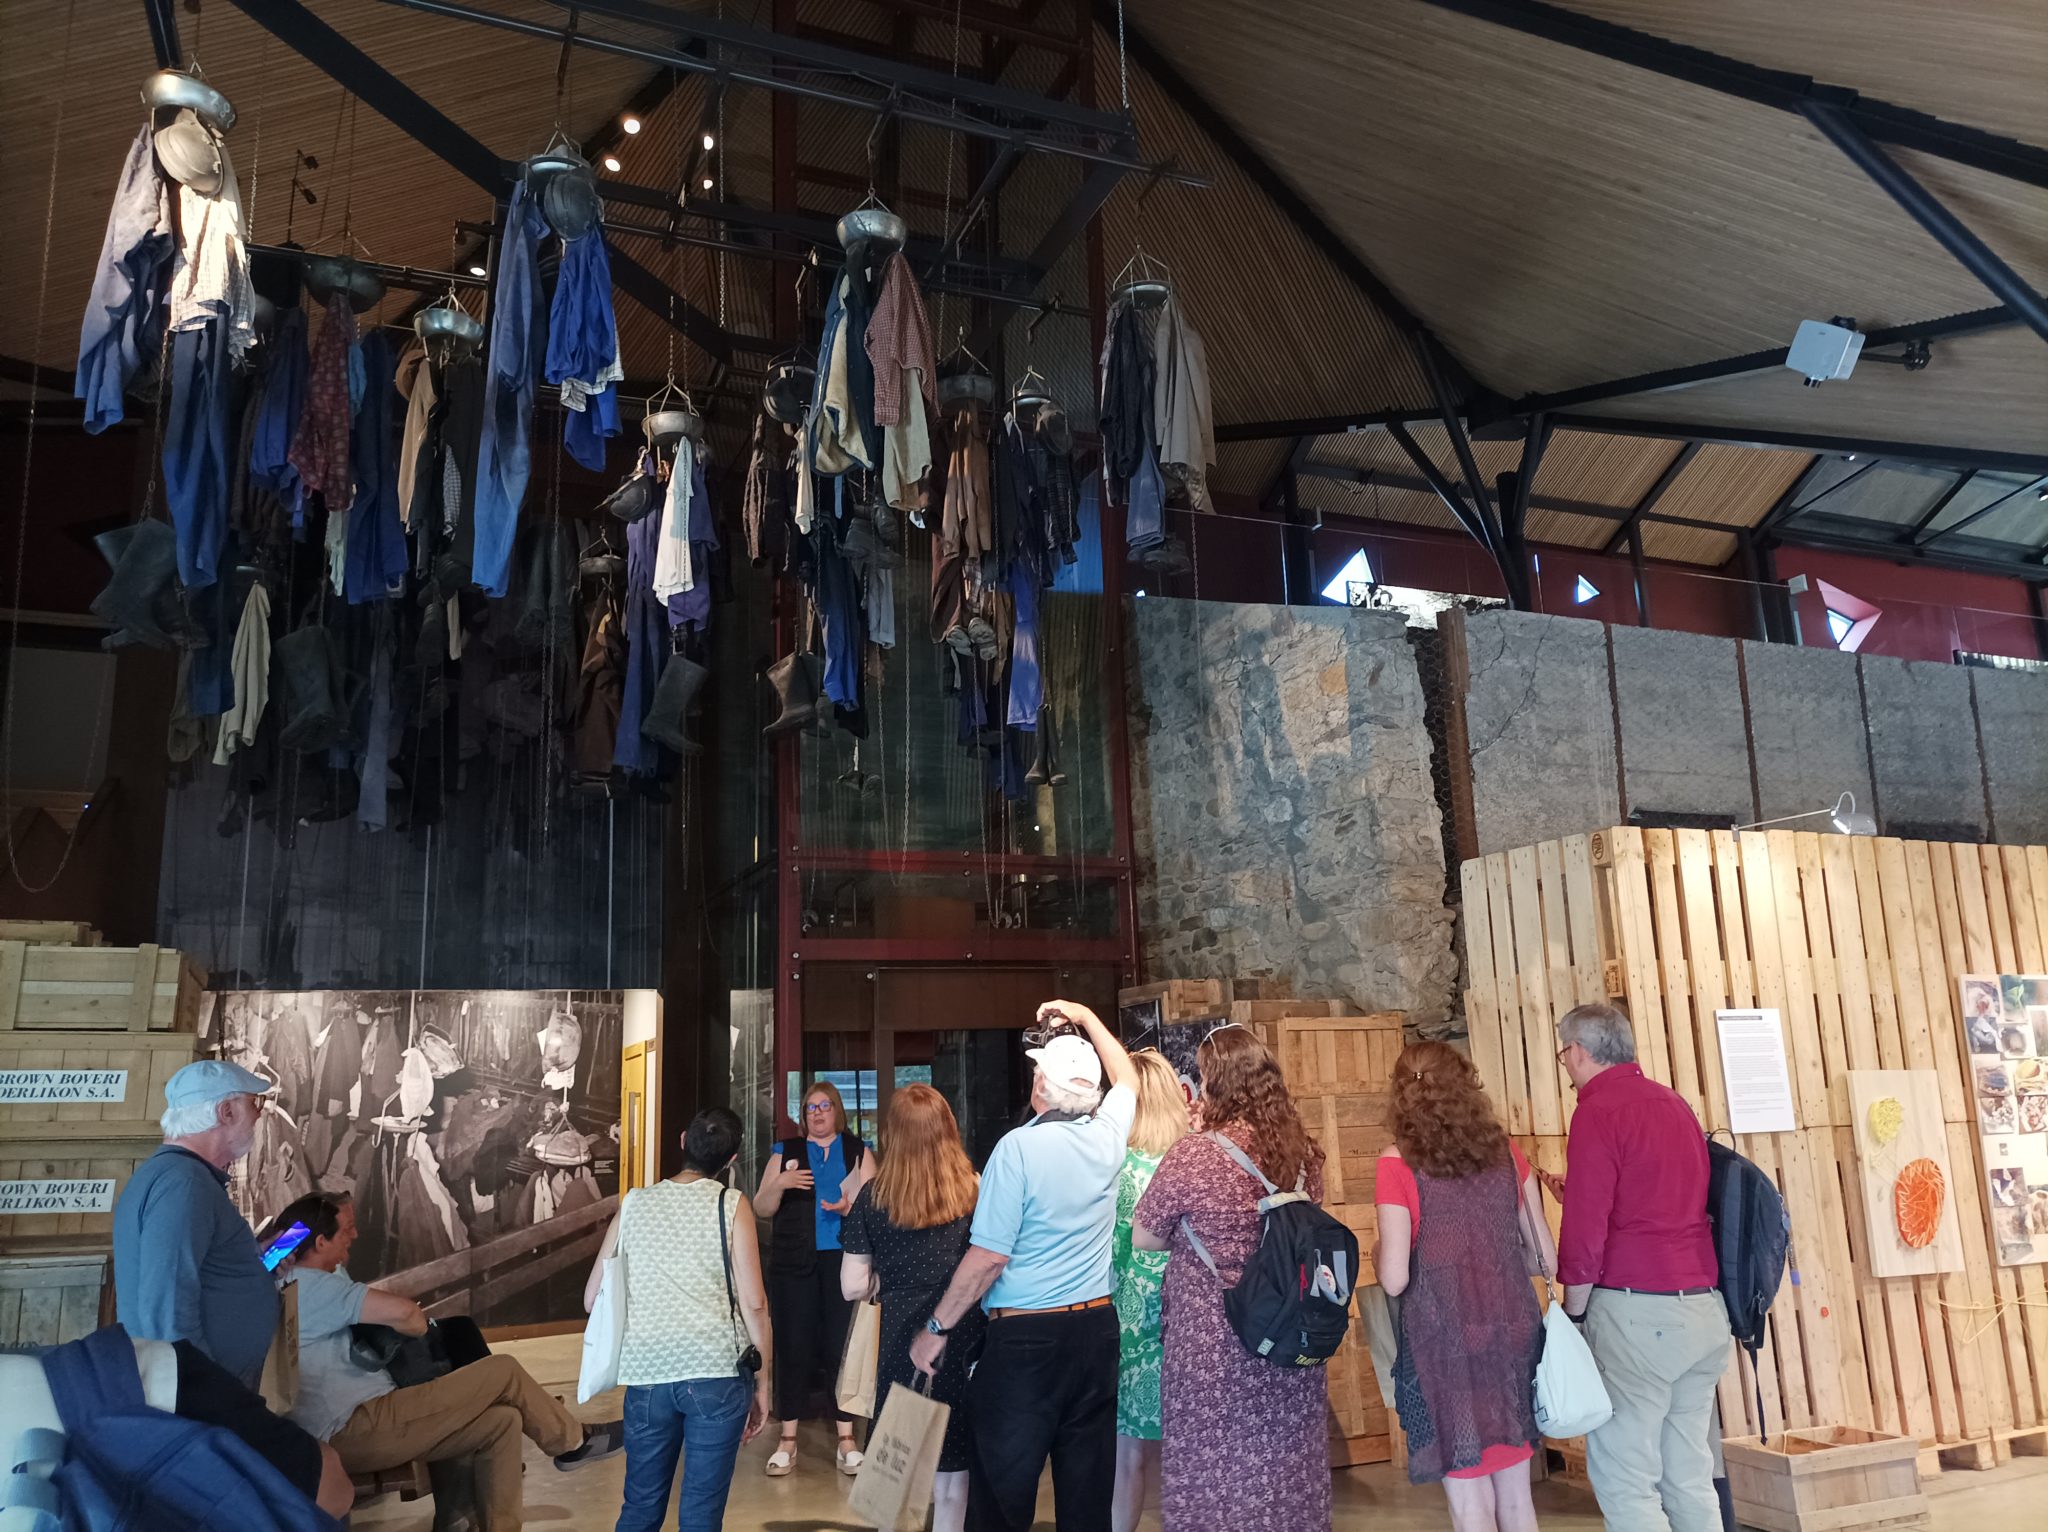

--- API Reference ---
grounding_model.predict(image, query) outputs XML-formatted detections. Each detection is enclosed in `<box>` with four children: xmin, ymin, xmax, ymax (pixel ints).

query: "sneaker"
<box><xmin>553</xmin><ymin>1422</ymin><xmax>624</xmax><ymax>1471</ymax></box>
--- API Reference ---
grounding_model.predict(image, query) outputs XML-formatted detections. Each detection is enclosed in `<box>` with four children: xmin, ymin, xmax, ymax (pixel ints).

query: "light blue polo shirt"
<box><xmin>970</xmin><ymin>1085</ymin><xmax>1136</xmax><ymax>1311</ymax></box>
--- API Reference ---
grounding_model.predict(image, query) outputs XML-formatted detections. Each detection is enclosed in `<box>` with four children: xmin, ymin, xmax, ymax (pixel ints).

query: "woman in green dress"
<box><xmin>1112</xmin><ymin>1049</ymin><xmax>1193</xmax><ymax>1532</ymax></box>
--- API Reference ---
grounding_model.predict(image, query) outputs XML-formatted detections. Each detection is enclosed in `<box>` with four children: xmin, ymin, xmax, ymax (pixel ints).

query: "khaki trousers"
<box><xmin>1582</xmin><ymin>1289</ymin><xmax>1731</xmax><ymax>1532</ymax></box>
<box><xmin>331</xmin><ymin>1353</ymin><xmax>582</xmax><ymax>1531</ymax></box>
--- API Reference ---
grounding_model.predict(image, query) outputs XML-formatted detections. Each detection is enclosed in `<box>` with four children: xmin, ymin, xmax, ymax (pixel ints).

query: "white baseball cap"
<box><xmin>1026</xmin><ymin>1034</ymin><xmax>1103</xmax><ymax>1091</ymax></box>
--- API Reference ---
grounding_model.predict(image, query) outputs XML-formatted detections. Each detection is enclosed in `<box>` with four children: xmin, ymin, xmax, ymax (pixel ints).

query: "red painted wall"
<box><xmin>1179</xmin><ymin>493</ymin><xmax>2045</xmax><ymax>664</ymax></box>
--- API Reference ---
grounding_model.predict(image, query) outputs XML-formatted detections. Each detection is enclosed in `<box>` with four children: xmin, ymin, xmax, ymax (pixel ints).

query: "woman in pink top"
<box><xmin>1375</xmin><ymin>1042</ymin><xmax>1556</xmax><ymax>1532</ymax></box>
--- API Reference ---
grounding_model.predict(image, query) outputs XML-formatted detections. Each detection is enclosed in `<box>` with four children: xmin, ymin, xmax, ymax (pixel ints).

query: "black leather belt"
<box><xmin>1596</xmin><ymin>1284</ymin><xmax>1717</xmax><ymax>1297</ymax></box>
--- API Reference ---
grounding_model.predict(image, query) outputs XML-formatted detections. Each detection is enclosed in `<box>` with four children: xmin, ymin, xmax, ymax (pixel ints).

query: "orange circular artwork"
<box><xmin>1895</xmin><ymin>1158</ymin><xmax>1947</xmax><ymax>1249</ymax></box>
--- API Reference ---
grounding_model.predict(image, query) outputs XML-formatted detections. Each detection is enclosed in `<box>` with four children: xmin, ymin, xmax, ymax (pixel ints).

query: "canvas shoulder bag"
<box><xmin>577</xmin><ymin>1188</ymin><xmax>631</xmax><ymax>1402</ymax></box>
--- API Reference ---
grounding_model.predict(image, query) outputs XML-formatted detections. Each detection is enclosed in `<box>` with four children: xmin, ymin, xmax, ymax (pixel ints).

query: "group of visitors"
<box><xmin>1376</xmin><ymin>1002</ymin><xmax>1734</xmax><ymax>1532</ymax></box>
<box><xmin>96</xmin><ymin>995</ymin><xmax>1733</xmax><ymax>1532</ymax></box>
<box><xmin>591</xmin><ymin>1000</ymin><xmax>1344</xmax><ymax>1532</ymax></box>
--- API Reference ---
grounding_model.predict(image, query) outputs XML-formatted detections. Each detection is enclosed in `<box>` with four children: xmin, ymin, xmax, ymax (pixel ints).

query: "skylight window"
<box><xmin>1320</xmin><ymin>549</ymin><xmax>1374</xmax><ymax>605</ymax></box>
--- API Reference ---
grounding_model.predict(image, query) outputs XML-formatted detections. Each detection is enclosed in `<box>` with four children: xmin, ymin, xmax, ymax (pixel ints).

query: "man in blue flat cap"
<box><xmin>114</xmin><ymin>1058</ymin><xmax>280</xmax><ymax>1388</ymax></box>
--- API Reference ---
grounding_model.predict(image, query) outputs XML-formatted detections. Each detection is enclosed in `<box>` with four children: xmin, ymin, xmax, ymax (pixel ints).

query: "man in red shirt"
<box><xmin>1554</xmin><ymin>1002</ymin><xmax>1730</xmax><ymax>1532</ymax></box>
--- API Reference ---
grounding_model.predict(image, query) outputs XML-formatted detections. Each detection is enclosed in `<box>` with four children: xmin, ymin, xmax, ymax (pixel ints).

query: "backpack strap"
<box><xmin>1205</xmin><ymin>1130</ymin><xmax>1311</xmax><ymax>1214</ymax></box>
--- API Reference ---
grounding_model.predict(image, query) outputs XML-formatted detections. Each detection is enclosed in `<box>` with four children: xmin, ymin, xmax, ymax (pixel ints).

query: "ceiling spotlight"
<box><xmin>2036</xmin><ymin>485</ymin><xmax>2048</xmax><ymax>501</ymax></box>
<box><xmin>701</xmin><ymin>174</ymin><xmax>714</xmax><ymax>191</ymax></box>
<box><xmin>702</xmin><ymin>131</ymin><xmax>716</xmax><ymax>151</ymax></box>
<box><xmin>1845</xmin><ymin>453</ymin><xmax>1858</xmax><ymax>461</ymax></box>
<box><xmin>602</xmin><ymin>154</ymin><xmax>623</xmax><ymax>172</ymax></box>
<box><xmin>468</xmin><ymin>263</ymin><xmax>487</xmax><ymax>277</ymax></box>
<box><xmin>621</xmin><ymin>115</ymin><xmax>642</xmax><ymax>134</ymax></box>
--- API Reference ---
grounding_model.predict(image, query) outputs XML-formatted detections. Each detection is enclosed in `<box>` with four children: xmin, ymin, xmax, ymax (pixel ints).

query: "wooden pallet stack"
<box><xmin>1461</xmin><ymin>827</ymin><xmax>2048</xmax><ymax>1472</ymax></box>
<box><xmin>0</xmin><ymin>928</ymin><xmax>206</xmax><ymax>1347</ymax></box>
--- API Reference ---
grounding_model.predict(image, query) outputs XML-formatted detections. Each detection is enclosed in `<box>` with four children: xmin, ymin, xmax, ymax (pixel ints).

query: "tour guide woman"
<box><xmin>752</xmin><ymin>1079</ymin><xmax>875</xmax><ymax>1475</ymax></box>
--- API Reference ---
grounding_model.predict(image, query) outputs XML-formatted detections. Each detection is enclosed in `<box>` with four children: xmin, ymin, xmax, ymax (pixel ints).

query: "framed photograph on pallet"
<box><xmin>1959</xmin><ymin>973</ymin><xmax>2048</xmax><ymax>1268</ymax></box>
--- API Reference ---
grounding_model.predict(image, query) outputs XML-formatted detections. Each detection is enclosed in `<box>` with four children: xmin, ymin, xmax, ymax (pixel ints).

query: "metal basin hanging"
<box><xmin>836</xmin><ymin>206</ymin><xmax>906</xmax><ymax>258</ymax></box>
<box><xmin>415</xmin><ymin>305</ymin><xmax>484</xmax><ymax>351</ymax></box>
<box><xmin>937</xmin><ymin>371</ymin><xmax>994</xmax><ymax>408</ymax></box>
<box><xmin>142</xmin><ymin>68</ymin><xmax>235</xmax><ymax>135</ymax></box>
<box><xmin>643</xmin><ymin>406</ymin><xmax>705</xmax><ymax>449</ymax></box>
<box><xmin>305</xmin><ymin>255</ymin><xmax>386</xmax><ymax>314</ymax></box>
<box><xmin>763</xmin><ymin>360</ymin><xmax>815</xmax><ymax>425</ymax></box>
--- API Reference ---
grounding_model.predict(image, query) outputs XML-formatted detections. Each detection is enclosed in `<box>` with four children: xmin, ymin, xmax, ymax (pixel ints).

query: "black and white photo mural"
<box><xmin>208</xmin><ymin>988</ymin><xmax>629</xmax><ymax>1325</ymax></box>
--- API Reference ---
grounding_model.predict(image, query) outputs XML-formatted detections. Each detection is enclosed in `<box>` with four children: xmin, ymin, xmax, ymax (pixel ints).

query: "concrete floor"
<box><xmin>347</xmin><ymin>1334</ymin><xmax>2048</xmax><ymax>1530</ymax></box>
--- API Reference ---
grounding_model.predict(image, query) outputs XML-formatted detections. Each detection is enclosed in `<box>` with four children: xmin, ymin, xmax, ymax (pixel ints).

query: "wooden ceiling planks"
<box><xmin>1637</xmin><ymin>443</ymin><xmax>1812</xmax><ymax>562</ymax></box>
<box><xmin>1094</xmin><ymin>21</ymin><xmax>1433</xmax><ymax>437</ymax></box>
<box><xmin>1119</xmin><ymin>0</ymin><xmax>2048</xmax><ymax>454</ymax></box>
<box><xmin>1556</xmin><ymin>1</ymin><xmax>2048</xmax><ymax>147</ymax></box>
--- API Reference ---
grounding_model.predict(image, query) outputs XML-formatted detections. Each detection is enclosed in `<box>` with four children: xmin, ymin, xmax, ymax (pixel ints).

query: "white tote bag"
<box><xmin>1532</xmin><ymin>1301</ymin><xmax>1613</xmax><ymax>1439</ymax></box>
<box><xmin>578</xmin><ymin>1195</ymin><xmax>630</xmax><ymax>1403</ymax></box>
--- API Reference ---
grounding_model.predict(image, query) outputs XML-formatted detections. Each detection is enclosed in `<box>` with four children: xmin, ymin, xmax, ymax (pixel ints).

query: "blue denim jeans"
<box><xmin>616</xmin><ymin>1375</ymin><xmax>752</xmax><ymax>1532</ymax></box>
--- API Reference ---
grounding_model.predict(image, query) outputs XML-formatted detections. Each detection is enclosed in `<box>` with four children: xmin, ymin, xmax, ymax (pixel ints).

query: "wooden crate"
<box><xmin>1116</xmin><ymin>978</ymin><xmax>1226</xmax><ymax>1026</ymax></box>
<box><xmin>0</xmin><ymin>1028</ymin><xmax>204</xmax><ymax>1138</ymax></box>
<box><xmin>1462</xmin><ymin>828</ymin><xmax>2048</xmax><ymax>1463</ymax></box>
<box><xmin>0</xmin><ymin>942</ymin><xmax>204</xmax><ymax>1033</ymax></box>
<box><xmin>0</xmin><ymin>920</ymin><xmax>100</xmax><ymax>946</ymax></box>
<box><xmin>1723</xmin><ymin>1427</ymin><xmax>1928</xmax><ymax>1532</ymax></box>
<box><xmin>0</xmin><ymin>1254</ymin><xmax>109</xmax><ymax>1347</ymax></box>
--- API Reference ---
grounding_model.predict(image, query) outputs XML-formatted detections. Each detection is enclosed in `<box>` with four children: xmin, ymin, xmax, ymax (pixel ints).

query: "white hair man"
<box><xmin>1552</xmin><ymin>1002</ymin><xmax>1729</xmax><ymax>1532</ymax></box>
<box><xmin>910</xmin><ymin>1001</ymin><xmax>1136</xmax><ymax>1532</ymax></box>
<box><xmin>112</xmin><ymin>1058</ymin><xmax>354</xmax><ymax>1517</ymax></box>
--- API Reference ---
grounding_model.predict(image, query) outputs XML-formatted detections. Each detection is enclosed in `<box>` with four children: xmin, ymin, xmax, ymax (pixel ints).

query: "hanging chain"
<box><xmin>3</xmin><ymin>0</ymin><xmax>105</xmax><ymax>895</ymax></box>
<box><xmin>935</xmin><ymin>0</ymin><xmax>965</xmax><ymax>344</ymax></box>
<box><xmin>246</xmin><ymin>29</ymin><xmax>271</xmax><ymax>242</ymax></box>
<box><xmin>1116</xmin><ymin>0</ymin><xmax>1130</xmax><ymax>111</ymax></box>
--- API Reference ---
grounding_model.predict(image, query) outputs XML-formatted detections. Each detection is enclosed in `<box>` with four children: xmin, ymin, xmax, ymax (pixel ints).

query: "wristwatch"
<box><xmin>925</xmin><ymin>1316</ymin><xmax>951</xmax><ymax>1338</ymax></box>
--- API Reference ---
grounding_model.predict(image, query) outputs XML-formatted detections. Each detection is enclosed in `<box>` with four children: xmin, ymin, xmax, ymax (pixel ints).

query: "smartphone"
<box><xmin>262</xmin><ymin>1220</ymin><xmax>314</xmax><ymax>1272</ymax></box>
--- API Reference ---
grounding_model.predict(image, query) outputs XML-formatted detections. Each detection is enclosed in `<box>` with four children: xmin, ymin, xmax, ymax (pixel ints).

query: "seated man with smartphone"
<box><xmin>261</xmin><ymin>1194</ymin><xmax>622</xmax><ymax>1530</ymax></box>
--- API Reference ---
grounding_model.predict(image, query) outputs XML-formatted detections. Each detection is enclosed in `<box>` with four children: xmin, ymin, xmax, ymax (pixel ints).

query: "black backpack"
<box><xmin>1705</xmin><ymin>1135</ymin><xmax>1790</xmax><ymax>1421</ymax></box>
<box><xmin>1181</xmin><ymin>1131</ymin><xmax>1358</xmax><ymax>1368</ymax></box>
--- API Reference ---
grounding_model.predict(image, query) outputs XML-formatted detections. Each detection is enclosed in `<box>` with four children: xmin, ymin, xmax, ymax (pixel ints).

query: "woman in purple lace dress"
<box><xmin>1132</xmin><ymin>1025</ymin><xmax>1332</xmax><ymax>1531</ymax></box>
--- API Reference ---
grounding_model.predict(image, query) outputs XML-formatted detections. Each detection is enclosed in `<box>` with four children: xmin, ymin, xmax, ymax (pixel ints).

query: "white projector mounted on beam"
<box><xmin>1786</xmin><ymin>319</ymin><xmax>1865</xmax><ymax>386</ymax></box>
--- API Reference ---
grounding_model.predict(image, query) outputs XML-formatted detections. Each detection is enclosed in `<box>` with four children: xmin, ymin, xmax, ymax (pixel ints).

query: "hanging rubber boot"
<box><xmin>1024</xmin><ymin>705</ymin><xmax>1066</xmax><ymax>787</ymax></box>
<box><xmin>641</xmin><ymin>652</ymin><xmax>709</xmax><ymax>755</ymax></box>
<box><xmin>91</xmin><ymin>520</ymin><xmax>185</xmax><ymax>650</ymax></box>
<box><xmin>763</xmin><ymin>652</ymin><xmax>832</xmax><ymax>737</ymax></box>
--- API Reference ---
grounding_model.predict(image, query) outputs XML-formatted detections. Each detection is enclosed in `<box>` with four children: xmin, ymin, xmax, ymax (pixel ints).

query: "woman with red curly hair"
<box><xmin>1376</xmin><ymin>1041</ymin><xmax>1554</xmax><ymax>1532</ymax></box>
<box><xmin>1130</xmin><ymin>1024</ymin><xmax>1331</xmax><ymax>1531</ymax></box>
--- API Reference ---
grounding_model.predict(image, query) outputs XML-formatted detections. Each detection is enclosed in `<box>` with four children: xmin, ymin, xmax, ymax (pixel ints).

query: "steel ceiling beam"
<box><xmin>549</xmin><ymin>0</ymin><xmax>1116</xmax><ymax>132</ymax></box>
<box><xmin>1801</xmin><ymin>100</ymin><xmax>2048</xmax><ymax>349</ymax></box>
<box><xmin>1915</xmin><ymin>475</ymin><xmax>2048</xmax><ymax>548</ymax></box>
<box><xmin>1903</xmin><ymin>471</ymin><xmax>1978</xmax><ymax>539</ymax></box>
<box><xmin>1778</xmin><ymin>512</ymin><xmax>2048</xmax><ymax>579</ymax></box>
<box><xmin>1411</xmin><ymin>0</ymin><xmax>2048</xmax><ymax>192</ymax></box>
<box><xmin>1490</xmin><ymin>307</ymin><xmax>2015</xmax><ymax>422</ymax></box>
<box><xmin>1553</xmin><ymin>416</ymin><xmax>2048</xmax><ymax>477</ymax></box>
<box><xmin>143</xmin><ymin>0</ymin><xmax>181</xmax><ymax>67</ymax></box>
<box><xmin>1601</xmin><ymin>441</ymin><xmax>1701</xmax><ymax>554</ymax></box>
<box><xmin>1295</xmin><ymin>463</ymin><xmax>1738</xmax><ymax>536</ymax></box>
<box><xmin>226</xmin><ymin>0</ymin><xmax>736</xmax><ymax>366</ymax></box>
<box><xmin>850</xmin><ymin>0</ymin><xmax>1081</xmax><ymax>56</ymax></box>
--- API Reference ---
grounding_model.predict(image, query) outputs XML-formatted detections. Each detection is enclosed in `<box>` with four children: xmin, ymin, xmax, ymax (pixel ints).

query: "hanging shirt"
<box><xmin>473</xmin><ymin>180</ymin><xmax>547</xmax><ymax>598</ymax></box>
<box><xmin>665</xmin><ymin>448</ymin><xmax>717</xmax><ymax>636</ymax></box>
<box><xmin>940</xmin><ymin>403</ymin><xmax>993</xmax><ymax>563</ymax></box>
<box><xmin>546</xmin><ymin>229</ymin><xmax>623</xmax><ymax>472</ymax></box>
<box><xmin>865</xmin><ymin>251</ymin><xmax>937</xmax><ymax>427</ymax></box>
<box><xmin>652</xmin><ymin>439</ymin><xmax>696</xmax><ymax>602</ymax></box>
<box><xmin>291</xmin><ymin>293</ymin><xmax>358</xmax><ymax>516</ymax></box>
<box><xmin>76</xmin><ymin>126</ymin><xmax>174</xmax><ymax>435</ymax></box>
<box><xmin>345</xmin><ymin>331</ymin><xmax>408</xmax><ymax>602</ymax></box>
<box><xmin>213</xmin><ymin>582</ymin><xmax>272</xmax><ymax>765</ymax></box>
<box><xmin>249</xmin><ymin>307</ymin><xmax>309</xmax><ymax>512</ymax></box>
<box><xmin>395</xmin><ymin>343</ymin><xmax>436</xmax><ymax>530</ymax></box>
<box><xmin>1152</xmin><ymin>295</ymin><xmax>1215</xmax><ymax>512</ymax></box>
<box><xmin>1006</xmin><ymin>559</ymin><xmax>1042</xmax><ymax>729</ymax></box>
<box><xmin>614</xmin><ymin>507</ymin><xmax>666</xmax><ymax>776</ymax></box>
<box><xmin>1099</xmin><ymin>300</ymin><xmax>1156</xmax><ymax>482</ymax></box>
<box><xmin>166</xmin><ymin>141</ymin><xmax>256</xmax><ymax>365</ymax></box>
<box><xmin>812</xmin><ymin>274</ymin><xmax>872</xmax><ymax>473</ymax></box>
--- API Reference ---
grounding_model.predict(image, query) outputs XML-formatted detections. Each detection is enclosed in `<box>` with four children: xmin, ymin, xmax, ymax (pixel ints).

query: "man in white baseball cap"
<box><xmin>911</xmin><ymin>1000</ymin><xmax>1136</xmax><ymax>1532</ymax></box>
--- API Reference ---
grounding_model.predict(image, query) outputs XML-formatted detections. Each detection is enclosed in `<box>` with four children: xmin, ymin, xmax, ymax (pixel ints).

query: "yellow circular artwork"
<box><xmin>1868</xmin><ymin>1096</ymin><xmax>1904</xmax><ymax>1147</ymax></box>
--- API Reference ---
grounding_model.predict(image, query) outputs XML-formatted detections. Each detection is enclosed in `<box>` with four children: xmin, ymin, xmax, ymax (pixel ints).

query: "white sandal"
<box><xmin>837</xmin><ymin>1443</ymin><xmax>864</xmax><ymax>1475</ymax></box>
<box><xmin>766</xmin><ymin>1444</ymin><xmax>796</xmax><ymax>1477</ymax></box>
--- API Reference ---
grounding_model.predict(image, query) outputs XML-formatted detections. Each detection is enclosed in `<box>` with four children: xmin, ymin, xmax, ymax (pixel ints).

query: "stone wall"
<box><xmin>1127</xmin><ymin>598</ymin><xmax>1457</xmax><ymax>1032</ymax></box>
